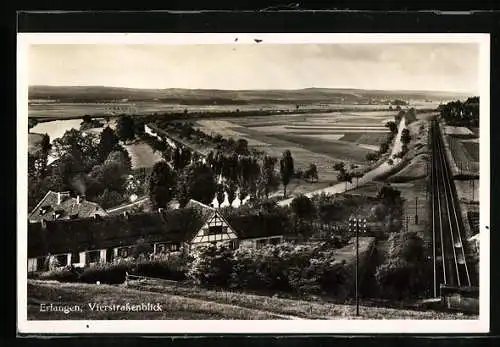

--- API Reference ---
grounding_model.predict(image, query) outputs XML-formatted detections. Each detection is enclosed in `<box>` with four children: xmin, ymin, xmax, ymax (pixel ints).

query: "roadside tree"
<box><xmin>279</xmin><ymin>150</ymin><xmax>295</xmax><ymax>198</ymax></box>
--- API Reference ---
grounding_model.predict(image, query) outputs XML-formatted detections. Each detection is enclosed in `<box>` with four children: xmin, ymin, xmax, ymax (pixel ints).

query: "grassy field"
<box><xmin>123</xmin><ymin>140</ymin><xmax>164</xmax><ymax>170</ymax></box>
<box><xmin>340</xmin><ymin>132</ymin><xmax>388</xmax><ymax>146</ymax></box>
<box><xmin>28</xmin><ymin>280</ymin><xmax>281</xmax><ymax>320</ymax></box>
<box><xmin>28</xmin><ymin>279</ymin><xmax>474</xmax><ymax>320</ymax></box>
<box><xmin>387</xmin><ymin>153</ymin><xmax>429</xmax><ymax>183</ymax></box>
<box><xmin>346</xmin><ymin>181</ymin><xmax>384</xmax><ymax>198</ymax></box>
<box><xmin>272</xmin><ymin>133</ymin><xmax>373</xmax><ymax>163</ymax></box>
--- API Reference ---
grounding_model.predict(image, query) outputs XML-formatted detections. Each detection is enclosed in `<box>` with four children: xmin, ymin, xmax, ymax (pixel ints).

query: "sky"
<box><xmin>28</xmin><ymin>43</ymin><xmax>480</xmax><ymax>93</ymax></box>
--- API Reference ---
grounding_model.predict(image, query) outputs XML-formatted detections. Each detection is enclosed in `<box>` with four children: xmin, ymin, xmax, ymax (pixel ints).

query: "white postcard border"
<box><xmin>17</xmin><ymin>32</ymin><xmax>490</xmax><ymax>334</ymax></box>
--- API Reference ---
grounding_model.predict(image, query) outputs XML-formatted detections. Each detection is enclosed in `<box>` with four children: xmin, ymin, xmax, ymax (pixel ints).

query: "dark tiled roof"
<box><xmin>225</xmin><ymin>213</ymin><xmax>288</xmax><ymax>239</ymax></box>
<box><xmin>28</xmin><ymin>191</ymin><xmax>107</xmax><ymax>223</ymax></box>
<box><xmin>28</xmin><ymin>206</ymin><xmax>206</xmax><ymax>257</ymax></box>
<box><xmin>184</xmin><ymin>199</ymin><xmax>216</xmax><ymax>225</ymax></box>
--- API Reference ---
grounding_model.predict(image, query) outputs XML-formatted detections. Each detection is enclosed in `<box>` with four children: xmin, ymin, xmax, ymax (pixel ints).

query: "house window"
<box><xmin>270</xmin><ymin>237</ymin><xmax>281</xmax><ymax>245</ymax></box>
<box><xmin>117</xmin><ymin>247</ymin><xmax>131</xmax><ymax>258</ymax></box>
<box><xmin>170</xmin><ymin>243</ymin><xmax>180</xmax><ymax>252</ymax></box>
<box><xmin>207</xmin><ymin>225</ymin><xmax>224</xmax><ymax>235</ymax></box>
<box><xmin>155</xmin><ymin>243</ymin><xmax>166</xmax><ymax>254</ymax></box>
<box><xmin>55</xmin><ymin>254</ymin><xmax>68</xmax><ymax>266</ymax></box>
<box><xmin>87</xmin><ymin>250</ymin><xmax>101</xmax><ymax>264</ymax></box>
<box><xmin>71</xmin><ymin>252</ymin><xmax>80</xmax><ymax>264</ymax></box>
<box><xmin>255</xmin><ymin>239</ymin><xmax>268</xmax><ymax>249</ymax></box>
<box><xmin>36</xmin><ymin>257</ymin><xmax>46</xmax><ymax>271</ymax></box>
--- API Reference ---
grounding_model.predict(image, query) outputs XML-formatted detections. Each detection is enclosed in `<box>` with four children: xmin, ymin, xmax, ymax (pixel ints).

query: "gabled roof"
<box><xmin>28</xmin><ymin>191</ymin><xmax>107</xmax><ymax>223</ymax></box>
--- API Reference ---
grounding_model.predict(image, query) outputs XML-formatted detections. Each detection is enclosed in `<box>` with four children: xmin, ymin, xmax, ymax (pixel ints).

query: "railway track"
<box><xmin>430</xmin><ymin>120</ymin><xmax>472</xmax><ymax>295</ymax></box>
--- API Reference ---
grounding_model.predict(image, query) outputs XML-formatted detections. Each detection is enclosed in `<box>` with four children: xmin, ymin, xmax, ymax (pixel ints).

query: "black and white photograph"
<box><xmin>17</xmin><ymin>33</ymin><xmax>489</xmax><ymax>334</ymax></box>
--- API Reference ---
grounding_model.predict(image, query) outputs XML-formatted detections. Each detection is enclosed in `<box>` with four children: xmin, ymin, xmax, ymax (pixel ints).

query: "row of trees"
<box><xmin>147</xmin><ymin>147</ymin><xmax>299</xmax><ymax>210</ymax></box>
<box><xmin>438</xmin><ymin>97</ymin><xmax>479</xmax><ymax>126</ymax></box>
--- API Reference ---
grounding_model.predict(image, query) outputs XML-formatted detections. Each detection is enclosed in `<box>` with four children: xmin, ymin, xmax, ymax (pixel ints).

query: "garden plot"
<box><xmin>455</xmin><ymin>179</ymin><xmax>479</xmax><ymax>204</ymax></box>
<box><xmin>460</xmin><ymin>141</ymin><xmax>479</xmax><ymax>162</ymax></box>
<box><xmin>447</xmin><ymin>136</ymin><xmax>480</xmax><ymax>175</ymax></box>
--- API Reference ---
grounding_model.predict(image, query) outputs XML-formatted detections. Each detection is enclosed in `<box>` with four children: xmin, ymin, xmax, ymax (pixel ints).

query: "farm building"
<box><xmin>27</xmin><ymin>199</ymin><xmax>284</xmax><ymax>272</ymax></box>
<box><xmin>28</xmin><ymin>191</ymin><xmax>108</xmax><ymax>224</ymax></box>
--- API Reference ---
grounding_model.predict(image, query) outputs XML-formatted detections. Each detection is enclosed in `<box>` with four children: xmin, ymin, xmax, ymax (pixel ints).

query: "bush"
<box><xmin>79</xmin><ymin>262</ymin><xmax>130</xmax><ymax>284</ymax></box>
<box><xmin>37</xmin><ymin>255</ymin><xmax>189</xmax><ymax>285</ymax></box>
<box><xmin>294</xmin><ymin>168</ymin><xmax>304</xmax><ymax>179</ymax></box>
<box><xmin>230</xmin><ymin>243</ymin><xmax>351</xmax><ymax>298</ymax></box>
<box><xmin>366</xmin><ymin>152</ymin><xmax>379</xmax><ymax>162</ymax></box>
<box><xmin>187</xmin><ymin>244</ymin><xmax>234</xmax><ymax>287</ymax></box>
<box><xmin>38</xmin><ymin>267</ymin><xmax>80</xmax><ymax>282</ymax></box>
<box><xmin>375</xmin><ymin>232</ymin><xmax>431</xmax><ymax>299</ymax></box>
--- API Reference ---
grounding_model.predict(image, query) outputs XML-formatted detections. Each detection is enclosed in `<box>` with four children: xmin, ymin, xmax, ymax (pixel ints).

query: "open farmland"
<box><xmin>195</xmin><ymin>111</ymin><xmax>396</xmax><ymax>183</ymax></box>
<box><xmin>272</xmin><ymin>133</ymin><xmax>374</xmax><ymax>163</ymax></box>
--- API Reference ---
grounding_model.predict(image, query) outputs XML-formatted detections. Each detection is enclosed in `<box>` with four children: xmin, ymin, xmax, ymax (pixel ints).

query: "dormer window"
<box><xmin>54</xmin><ymin>209</ymin><xmax>65</xmax><ymax>220</ymax></box>
<box><xmin>39</xmin><ymin>205</ymin><xmax>51</xmax><ymax>215</ymax></box>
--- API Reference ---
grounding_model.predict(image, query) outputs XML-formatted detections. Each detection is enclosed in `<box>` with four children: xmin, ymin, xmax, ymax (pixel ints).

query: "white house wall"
<box><xmin>191</xmin><ymin>212</ymin><xmax>238</xmax><ymax>245</ymax></box>
<box><xmin>28</xmin><ymin>258</ymin><xmax>37</xmax><ymax>272</ymax></box>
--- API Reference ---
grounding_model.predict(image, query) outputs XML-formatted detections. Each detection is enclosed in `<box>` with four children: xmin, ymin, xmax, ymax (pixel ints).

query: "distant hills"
<box><xmin>29</xmin><ymin>85</ymin><xmax>473</xmax><ymax>105</ymax></box>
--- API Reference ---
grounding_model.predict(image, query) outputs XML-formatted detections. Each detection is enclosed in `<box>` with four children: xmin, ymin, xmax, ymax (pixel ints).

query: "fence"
<box><xmin>124</xmin><ymin>272</ymin><xmax>182</xmax><ymax>287</ymax></box>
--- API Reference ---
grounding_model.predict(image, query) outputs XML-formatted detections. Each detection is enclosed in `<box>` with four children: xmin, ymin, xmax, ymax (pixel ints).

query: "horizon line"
<box><xmin>28</xmin><ymin>84</ymin><xmax>477</xmax><ymax>95</ymax></box>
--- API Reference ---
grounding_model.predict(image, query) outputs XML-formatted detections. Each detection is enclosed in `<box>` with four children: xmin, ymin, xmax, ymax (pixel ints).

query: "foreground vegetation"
<box><xmin>28</xmin><ymin>279</ymin><xmax>475</xmax><ymax>320</ymax></box>
<box><xmin>28</xmin><ymin>280</ymin><xmax>280</xmax><ymax>320</ymax></box>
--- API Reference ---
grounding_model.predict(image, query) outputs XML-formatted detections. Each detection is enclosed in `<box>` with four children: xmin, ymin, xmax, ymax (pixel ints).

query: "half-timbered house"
<box><xmin>27</xmin><ymin>199</ymin><xmax>257</xmax><ymax>272</ymax></box>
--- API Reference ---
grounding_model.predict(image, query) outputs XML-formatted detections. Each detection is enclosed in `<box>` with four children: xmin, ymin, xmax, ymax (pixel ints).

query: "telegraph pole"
<box><xmin>349</xmin><ymin>217</ymin><xmax>367</xmax><ymax>317</ymax></box>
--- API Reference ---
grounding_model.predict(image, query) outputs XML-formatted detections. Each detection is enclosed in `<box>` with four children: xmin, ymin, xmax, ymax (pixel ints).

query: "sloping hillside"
<box><xmin>29</xmin><ymin>86</ymin><xmax>469</xmax><ymax>104</ymax></box>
